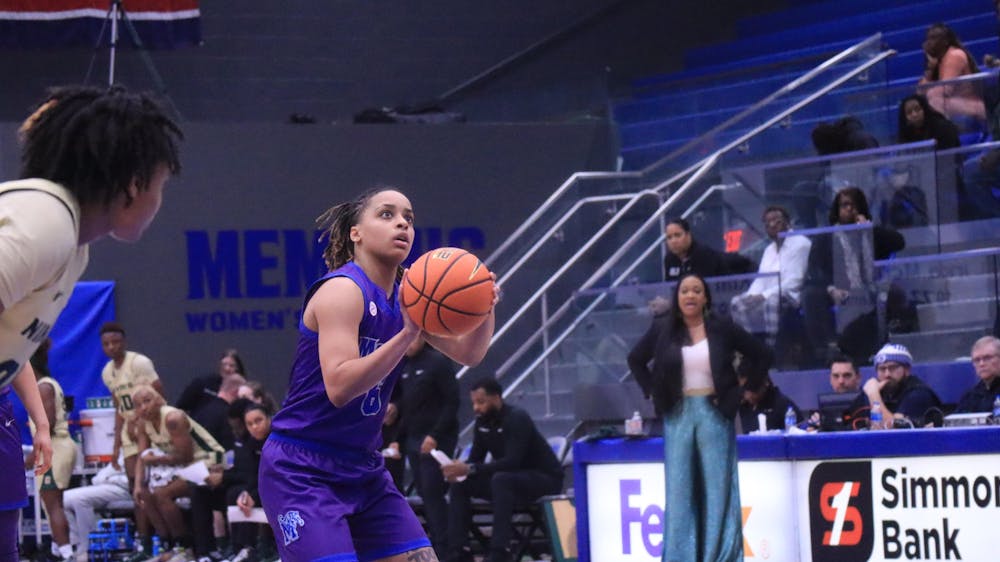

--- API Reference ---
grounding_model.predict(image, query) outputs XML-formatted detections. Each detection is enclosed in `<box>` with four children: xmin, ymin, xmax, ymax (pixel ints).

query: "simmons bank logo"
<box><xmin>808</xmin><ymin>461</ymin><xmax>874</xmax><ymax>561</ymax></box>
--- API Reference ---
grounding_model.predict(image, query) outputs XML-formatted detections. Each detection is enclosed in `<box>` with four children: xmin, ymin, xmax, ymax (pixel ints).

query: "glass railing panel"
<box><xmin>633</xmin><ymin>39</ymin><xmax>891</xmax><ymax>182</ymax></box>
<box><xmin>875</xmin><ymin>248</ymin><xmax>1000</xmax><ymax>364</ymax></box>
<box><xmin>721</xmin><ymin>142</ymin><xmax>940</xmax><ymax>249</ymax></box>
<box><xmin>934</xmin><ymin>142</ymin><xmax>1000</xmax><ymax>240</ymax></box>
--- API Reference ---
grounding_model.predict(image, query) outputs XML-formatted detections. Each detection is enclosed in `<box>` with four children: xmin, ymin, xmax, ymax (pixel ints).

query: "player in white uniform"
<box><xmin>0</xmin><ymin>85</ymin><xmax>182</xmax><ymax>562</ymax></box>
<box><xmin>99</xmin><ymin>321</ymin><xmax>165</xmax><ymax>550</ymax></box>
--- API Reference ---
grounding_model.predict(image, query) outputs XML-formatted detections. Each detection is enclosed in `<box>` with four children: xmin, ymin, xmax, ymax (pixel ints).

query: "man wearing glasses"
<box><xmin>954</xmin><ymin>336</ymin><xmax>1000</xmax><ymax>413</ymax></box>
<box><xmin>860</xmin><ymin>343</ymin><xmax>941</xmax><ymax>428</ymax></box>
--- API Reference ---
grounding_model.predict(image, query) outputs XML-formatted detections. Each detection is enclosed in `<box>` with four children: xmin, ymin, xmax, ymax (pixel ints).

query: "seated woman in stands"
<box><xmin>216</xmin><ymin>403</ymin><xmax>277</xmax><ymax>562</ymax></box>
<box><xmin>662</xmin><ymin>218</ymin><xmax>753</xmax><ymax>281</ymax></box>
<box><xmin>918</xmin><ymin>23</ymin><xmax>986</xmax><ymax>130</ymax></box>
<box><xmin>801</xmin><ymin>187</ymin><xmax>906</xmax><ymax>366</ymax></box>
<box><xmin>649</xmin><ymin>218</ymin><xmax>753</xmax><ymax>315</ymax></box>
<box><xmin>898</xmin><ymin>94</ymin><xmax>961</xmax><ymax>150</ymax></box>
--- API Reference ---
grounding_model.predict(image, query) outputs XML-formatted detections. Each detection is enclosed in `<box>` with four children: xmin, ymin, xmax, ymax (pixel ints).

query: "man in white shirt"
<box><xmin>63</xmin><ymin>458</ymin><xmax>132</xmax><ymax>557</ymax></box>
<box><xmin>730</xmin><ymin>206</ymin><xmax>811</xmax><ymax>346</ymax></box>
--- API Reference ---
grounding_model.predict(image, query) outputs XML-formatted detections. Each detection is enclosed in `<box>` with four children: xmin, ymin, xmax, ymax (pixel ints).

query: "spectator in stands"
<box><xmin>188</xmin><ymin>374</ymin><xmax>245</xmax><ymax>560</ymax></box>
<box><xmin>215</xmin><ymin>403</ymin><xmax>277</xmax><ymax>562</ymax></box>
<box><xmin>628</xmin><ymin>273</ymin><xmax>770</xmax><ymax>561</ymax></box>
<box><xmin>662</xmin><ymin>218</ymin><xmax>753</xmax><ymax>281</ymax></box>
<box><xmin>919</xmin><ymin>23</ymin><xmax>986</xmax><ymax>127</ymax></box>
<box><xmin>99</xmin><ymin>321</ymin><xmax>165</xmax><ymax>548</ymax></box>
<box><xmin>192</xmin><ymin>373</ymin><xmax>245</xmax><ymax>451</ymax></box>
<box><xmin>649</xmin><ymin>218</ymin><xmax>753</xmax><ymax>315</ymax></box>
<box><xmin>132</xmin><ymin>385</ymin><xmax>226</xmax><ymax>560</ymax></box>
<box><xmin>737</xmin><ymin>371</ymin><xmax>802</xmax><ymax>434</ymax></box>
<box><xmin>954</xmin><ymin>336</ymin><xmax>1000</xmax><ymax>413</ymax></box>
<box><xmin>62</xmin><ymin>458</ymin><xmax>131</xmax><ymax>558</ymax></box>
<box><xmin>729</xmin><ymin>206</ymin><xmax>811</xmax><ymax>347</ymax></box>
<box><xmin>25</xmin><ymin>340</ymin><xmax>77</xmax><ymax>562</ymax></box>
<box><xmin>860</xmin><ymin>343</ymin><xmax>942</xmax><ymax>428</ymax></box>
<box><xmin>177</xmin><ymin>349</ymin><xmax>246</xmax><ymax>414</ymax></box>
<box><xmin>811</xmin><ymin>116</ymin><xmax>880</xmax><ymax>156</ymax></box>
<box><xmin>237</xmin><ymin>380</ymin><xmax>279</xmax><ymax>415</ymax></box>
<box><xmin>802</xmin><ymin>187</ymin><xmax>905</xmax><ymax>366</ymax></box>
<box><xmin>442</xmin><ymin>377</ymin><xmax>562</xmax><ymax>562</ymax></box>
<box><xmin>386</xmin><ymin>337</ymin><xmax>459</xmax><ymax>558</ymax></box>
<box><xmin>898</xmin><ymin>94</ymin><xmax>961</xmax><ymax>150</ymax></box>
<box><xmin>876</xmin><ymin>164</ymin><xmax>930</xmax><ymax>229</ymax></box>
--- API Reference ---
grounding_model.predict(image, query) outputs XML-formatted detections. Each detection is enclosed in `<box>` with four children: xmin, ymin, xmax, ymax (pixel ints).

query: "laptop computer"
<box><xmin>817</xmin><ymin>391</ymin><xmax>862</xmax><ymax>432</ymax></box>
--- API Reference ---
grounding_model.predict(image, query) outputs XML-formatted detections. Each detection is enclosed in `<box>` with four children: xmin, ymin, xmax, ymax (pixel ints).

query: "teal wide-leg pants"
<box><xmin>662</xmin><ymin>396</ymin><xmax>743</xmax><ymax>562</ymax></box>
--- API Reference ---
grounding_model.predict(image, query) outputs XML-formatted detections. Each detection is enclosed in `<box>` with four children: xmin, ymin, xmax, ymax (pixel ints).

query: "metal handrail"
<box><xmin>457</xmin><ymin>46</ymin><xmax>897</xmax><ymax>381</ymax></box>
<box><xmin>640</xmin><ymin>33</ymin><xmax>885</xmax><ymax>173</ymax></box>
<box><xmin>455</xmin><ymin>46</ymin><xmax>901</xmax><ymax>442</ymax></box>
<box><xmin>483</xmin><ymin>34</ymin><xmax>887</xmax><ymax>272</ymax></box>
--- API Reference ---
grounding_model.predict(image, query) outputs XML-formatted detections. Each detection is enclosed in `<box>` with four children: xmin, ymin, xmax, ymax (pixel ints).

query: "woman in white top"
<box><xmin>0</xmin><ymin>85</ymin><xmax>182</xmax><ymax>562</ymax></box>
<box><xmin>628</xmin><ymin>273</ymin><xmax>771</xmax><ymax>562</ymax></box>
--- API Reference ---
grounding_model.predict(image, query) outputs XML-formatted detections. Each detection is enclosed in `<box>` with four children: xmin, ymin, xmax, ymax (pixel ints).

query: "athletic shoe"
<box><xmin>229</xmin><ymin>547</ymin><xmax>257</xmax><ymax>562</ymax></box>
<box><xmin>164</xmin><ymin>548</ymin><xmax>194</xmax><ymax>562</ymax></box>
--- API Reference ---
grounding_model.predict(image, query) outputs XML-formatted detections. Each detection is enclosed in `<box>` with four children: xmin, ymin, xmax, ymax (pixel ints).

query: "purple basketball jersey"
<box><xmin>271</xmin><ymin>262</ymin><xmax>406</xmax><ymax>453</ymax></box>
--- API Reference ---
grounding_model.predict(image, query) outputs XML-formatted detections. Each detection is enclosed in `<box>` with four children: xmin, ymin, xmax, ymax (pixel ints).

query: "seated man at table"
<box><xmin>806</xmin><ymin>355</ymin><xmax>864</xmax><ymax>430</ymax></box>
<box><xmin>954</xmin><ymin>336</ymin><xmax>1000</xmax><ymax>413</ymax></box>
<box><xmin>441</xmin><ymin>377</ymin><xmax>563</xmax><ymax>562</ymax></box>
<box><xmin>737</xmin><ymin>372</ymin><xmax>803</xmax><ymax>433</ymax></box>
<box><xmin>859</xmin><ymin>343</ymin><xmax>942</xmax><ymax>428</ymax></box>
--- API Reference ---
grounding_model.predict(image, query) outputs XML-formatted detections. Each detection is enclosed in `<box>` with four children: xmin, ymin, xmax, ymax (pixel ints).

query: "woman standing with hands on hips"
<box><xmin>628</xmin><ymin>273</ymin><xmax>771</xmax><ymax>562</ymax></box>
<box><xmin>259</xmin><ymin>188</ymin><xmax>497</xmax><ymax>562</ymax></box>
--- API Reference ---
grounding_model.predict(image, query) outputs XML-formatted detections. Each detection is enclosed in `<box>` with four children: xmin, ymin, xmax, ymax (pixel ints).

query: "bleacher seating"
<box><xmin>613</xmin><ymin>0</ymin><xmax>999</xmax><ymax>170</ymax></box>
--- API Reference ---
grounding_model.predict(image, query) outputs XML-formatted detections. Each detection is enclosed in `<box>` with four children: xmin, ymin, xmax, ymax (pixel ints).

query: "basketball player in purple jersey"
<box><xmin>259</xmin><ymin>188</ymin><xmax>496</xmax><ymax>562</ymax></box>
<box><xmin>0</xmin><ymin>85</ymin><xmax>182</xmax><ymax>562</ymax></box>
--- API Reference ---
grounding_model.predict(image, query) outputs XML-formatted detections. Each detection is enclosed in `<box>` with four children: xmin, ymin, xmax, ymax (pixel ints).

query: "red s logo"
<box><xmin>819</xmin><ymin>481</ymin><xmax>862</xmax><ymax>546</ymax></box>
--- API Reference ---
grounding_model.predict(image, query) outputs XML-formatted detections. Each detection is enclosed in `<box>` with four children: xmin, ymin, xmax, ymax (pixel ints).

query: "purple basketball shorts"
<box><xmin>259</xmin><ymin>433</ymin><xmax>430</xmax><ymax>562</ymax></box>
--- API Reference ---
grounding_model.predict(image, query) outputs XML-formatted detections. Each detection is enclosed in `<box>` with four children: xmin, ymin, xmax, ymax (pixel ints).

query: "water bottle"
<box><xmin>151</xmin><ymin>535</ymin><xmax>161</xmax><ymax>556</ymax></box>
<box><xmin>784</xmin><ymin>405</ymin><xmax>796</xmax><ymax>432</ymax></box>
<box><xmin>625</xmin><ymin>411</ymin><xmax>643</xmax><ymax>436</ymax></box>
<box><xmin>870</xmin><ymin>401</ymin><xmax>883</xmax><ymax>430</ymax></box>
<box><xmin>133</xmin><ymin>532</ymin><xmax>144</xmax><ymax>556</ymax></box>
<box><xmin>992</xmin><ymin>395</ymin><xmax>1000</xmax><ymax>421</ymax></box>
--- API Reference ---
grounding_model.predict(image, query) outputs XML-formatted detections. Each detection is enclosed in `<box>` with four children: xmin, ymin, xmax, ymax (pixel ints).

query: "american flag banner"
<box><xmin>0</xmin><ymin>0</ymin><xmax>200</xmax><ymax>49</ymax></box>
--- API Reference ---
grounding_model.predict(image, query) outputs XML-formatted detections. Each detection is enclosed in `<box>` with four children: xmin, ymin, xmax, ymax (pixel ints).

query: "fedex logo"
<box><xmin>620</xmin><ymin>479</ymin><xmax>663</xmax><ymax>557</ymax></box>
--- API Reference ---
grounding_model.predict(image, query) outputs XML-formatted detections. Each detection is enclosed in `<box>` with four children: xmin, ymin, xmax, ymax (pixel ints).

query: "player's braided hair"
<box><xmin>18</xmin><ymin>85</ymin><xmax>182</xmax><ymax>209</ymax></box>
<box><xmin>316</xmin><ymin>187</ymin><xmax>406</xmax><ymax>281</ymax></box>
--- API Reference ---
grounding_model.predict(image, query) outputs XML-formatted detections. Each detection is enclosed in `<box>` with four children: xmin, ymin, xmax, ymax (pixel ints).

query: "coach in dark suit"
<box><xmin>628</xmin><ymin>273</ymin><xmax>771</xmax><ymax>561</ymax></box>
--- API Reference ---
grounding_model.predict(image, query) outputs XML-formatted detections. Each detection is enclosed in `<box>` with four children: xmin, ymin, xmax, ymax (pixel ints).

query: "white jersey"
<box><xmin>0</xmin><ymin>179</ymin><xmax>89</xmax><ymax>389</ymax></box>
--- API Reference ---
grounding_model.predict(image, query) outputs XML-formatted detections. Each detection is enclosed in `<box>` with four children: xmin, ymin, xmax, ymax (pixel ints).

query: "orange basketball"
<box><xmin>400</xmin><ymin>247</ymin><xmax>493</xmax><ymax>337</ymax></box>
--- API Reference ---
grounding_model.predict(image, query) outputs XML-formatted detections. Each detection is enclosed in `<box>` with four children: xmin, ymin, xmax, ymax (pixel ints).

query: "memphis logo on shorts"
<box><xmin>278</xmin><ymin>510</ymin><xmax>305</xmax><ymax>545</ymax></box>
<box><xmin>808</xmin><ymin>460</ymin><xmax>874</xmax><ymax>562</ymax></box>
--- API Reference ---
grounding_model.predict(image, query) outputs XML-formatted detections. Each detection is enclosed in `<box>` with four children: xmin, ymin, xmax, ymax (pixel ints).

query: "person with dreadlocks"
<box><xmin>259</xmin><ymin>188</ymin><xmax>497</xmax><ymax>562</ymax></box>
<box><xmin>0</xmin><ymin>85</ymin><xmax>182</xmax><ymax>562</ymax></box>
